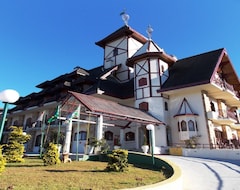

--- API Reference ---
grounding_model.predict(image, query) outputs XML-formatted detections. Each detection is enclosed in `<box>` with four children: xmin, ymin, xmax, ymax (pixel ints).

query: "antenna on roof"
<box><xmin>120</xmin><ymin>9</ymin><xmax>130</xmax><ymax>26</ymax></box>
<box><xmin>146</xmin><ymin>25</ymin><xmax>153</xmax><ymax>40</ymax></box>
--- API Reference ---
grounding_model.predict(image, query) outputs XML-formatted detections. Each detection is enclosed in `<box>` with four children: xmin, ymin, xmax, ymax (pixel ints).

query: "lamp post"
<box><xmin>146</xmin><ymin>124</ymin><xmax>155</xmax><ymax>166</ymax></box>
<box><xmin>0</xmin><ymin>89</ymin><xmax>20</xmax><ymax>142</ymax></box>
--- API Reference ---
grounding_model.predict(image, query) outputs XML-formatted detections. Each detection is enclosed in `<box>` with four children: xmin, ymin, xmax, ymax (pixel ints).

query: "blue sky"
<box><xmin>0</xmin><ymin>1</ymin><xmax>240</xmax><ymax>108</ymax></box>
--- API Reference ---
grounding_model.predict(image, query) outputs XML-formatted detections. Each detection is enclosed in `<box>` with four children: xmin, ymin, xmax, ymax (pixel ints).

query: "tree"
<box><xmin>3</xmin><ymin>126</ymin><xmax>31</xmax><ymax>163</ymax></box>
<box><xmin>42</xmin><ymin>142</ymin><xmax>61</xmax><ymax>166</ymax></box>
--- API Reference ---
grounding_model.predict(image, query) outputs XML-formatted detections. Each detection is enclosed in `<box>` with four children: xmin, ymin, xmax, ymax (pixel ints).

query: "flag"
<box><xmin>67</xmin><ymin>105</ymin><xmax>80</xmax><ymax>120</ymax></box>
<box><xmin>37</xmin><ymin>111</ymin><xmax>45</xmax><ymax>122</ymax></box>
<box><xmin>47</xmin><ymin>105</ymin><xmax>60</xmax><ymax>124</ymax></box>
<box><xmin>32</xmin><ymin>111</ymin><xmax>45</xmax><ymax>127</ymax></box>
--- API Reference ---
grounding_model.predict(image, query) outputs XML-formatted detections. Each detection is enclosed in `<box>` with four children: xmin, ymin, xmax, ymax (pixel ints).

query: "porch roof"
<box><xmin>66</xmin><ymin>91</ymin><xmax>163</xmax><ymax>125</ymax></box>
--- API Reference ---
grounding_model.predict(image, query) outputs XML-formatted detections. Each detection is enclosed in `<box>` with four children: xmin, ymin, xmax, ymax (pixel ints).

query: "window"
<box><xmin>177</xmin><ymin>121</ymin><xmax>180</xmax><ymax>132</ymax></box>
<box><xmin>113</xmin><ymin>48</ymin><xmax>118</xmax><ymax>56</ymax></box>
<box><xmin>139</xmin><ymin>102</ymin><xmax>149</xmax><ymax>111</ymax></box>
<box><xmin>164</xmin><ymin>102</ymin><xmax>168</xmax><ymax>111</ymax></box>
<box><xmin>125</xmin><ymin>132</ymin><xmax>135</xmax><ymax>141</ymax></box>
<box><xmin>104</xmin><ymin>131</ymin><xmax>113</xmax><ymax>141</ymax></box>
<box><xmin>188</xmin><ymin>120</ymin><xmax>195</xmax><ymax>131</ymax></box>
<box><xmin>138</xmin><ymin>77</ymin><xmax>147</xmax><ymax>86</ymax></box>
<box><xmin>181</xmin><ymin>120</ymin><xmax>187</xmax><ymax>131</ymax></box>
<box><xmin>210</xmin><ymin>101</ymin><xmax>215</xmax><ymax>111</ymax></box>
<box><xmin>35</xmin><ymin>135</ymin><xmax>42</xmax><ymax>146</ymax></box>
<box><xmin>74</xmin><ymin>131</ymin><xmax>87</xmax><ymax>141</ymax></box>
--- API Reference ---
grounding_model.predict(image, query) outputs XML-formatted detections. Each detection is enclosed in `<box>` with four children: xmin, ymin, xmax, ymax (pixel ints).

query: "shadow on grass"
<box><xmin>45</xmin><ymin>169</ymin><xmax>80</xmax><ymax>173</ymax></box>
<box><xmin>6</xmin><ymin>164</ymin><xmax>44</xmax><ymax>168</ymax></box>
<box><xmin>45</xmin><ymin>169</ymin><xmax>106</xmax><ymax>173</ymax></box>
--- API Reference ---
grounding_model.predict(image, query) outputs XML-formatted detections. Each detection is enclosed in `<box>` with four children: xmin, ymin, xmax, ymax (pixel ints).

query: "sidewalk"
<box><xmin>159</xmin><ymin>155</ymin><xmax>240</xmax><ymax>190</ymax></box>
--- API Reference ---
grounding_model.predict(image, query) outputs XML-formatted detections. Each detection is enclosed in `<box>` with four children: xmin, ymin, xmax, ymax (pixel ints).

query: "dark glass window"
<box><xmin>113</xmin><ymin>48</ymin><xmax>118</xmax><ymax>56</ymax></box>
<box><xmin>125</xmin><ymin>132</ymin><xmax>135</xmax><ymax>141</ymax></box>
<box><xmin>104</xmin><ymin>131</ymin><xmax>113</xmax><ymax>140</ymax></box>
<box><xmin>181</xmin><ymin>121</ymin><xmax>187</xmax><ymax>131</ymax></box>
<box><xmin>35</xmin><ymin>135</ymin><xmax>42</xmax><ymax>146</ymax></box>
<box><xmin>188</xmin><ymin>120</ymin><xmax>195</xmax><ymax>131</ymax></box>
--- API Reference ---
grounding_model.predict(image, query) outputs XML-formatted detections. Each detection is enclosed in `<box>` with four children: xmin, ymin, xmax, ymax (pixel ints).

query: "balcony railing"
<box><xmin>207</xmin><ymin>109</ymin><xmax>239</xmax><ymax>125</ymax></box>
<box><xmin>212</xmin><ymin>75</ymin><xmax>240</xmax><ymax>98</ymax></box>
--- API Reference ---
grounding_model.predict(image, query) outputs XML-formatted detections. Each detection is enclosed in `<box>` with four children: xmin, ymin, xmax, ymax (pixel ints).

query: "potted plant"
<box><xmin>141</xmin><ymin>134</ymin><xmax>149</xmax><ymax>154</ymax></box>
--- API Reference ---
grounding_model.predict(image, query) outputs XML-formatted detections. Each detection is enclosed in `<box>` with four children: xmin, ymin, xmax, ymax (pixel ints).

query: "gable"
<box><xmin>160</xmin><ymin>48</ymin><xmax>224</xmax><ymax>91</ymax></box>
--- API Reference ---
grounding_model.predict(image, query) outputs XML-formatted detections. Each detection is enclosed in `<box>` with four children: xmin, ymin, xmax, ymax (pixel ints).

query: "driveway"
<box><xmin>159</xmin><ymin>155</ymin><xmax>240</xmax><ymax>190</ymax></box>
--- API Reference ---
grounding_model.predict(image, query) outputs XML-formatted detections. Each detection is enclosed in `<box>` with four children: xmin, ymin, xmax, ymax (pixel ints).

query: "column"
<box><xmin>63</xmin><ymin>119</ymin><xmax>73</xmax><ymax>153</ymax></box>
<box><xmin>96</xmin><ymin>115</ymin><xmax>103</xmax><ymax>140</ymax></box>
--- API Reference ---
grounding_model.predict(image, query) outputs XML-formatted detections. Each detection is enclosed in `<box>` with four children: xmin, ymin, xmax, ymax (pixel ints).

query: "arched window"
<box><xmin>181</xmin><ymin>120</ymin><xmax>187</xmax><ymax>131</ymax></box>
<box><xmin>125</xmin><ymin>132</ymin><xmax>135</xmax><ymax>141</ymax></box>
<box><xmin>138</xmin><ymin>77</ymin><xmax>147</xmax><ymax>87</ymax></box>
<box><xmin>177</xmin><ymin>121</ymin><xmax>180</xmax><ymax>131</ymax></box>
<box><xmin>74</xmin><ymin>131</ymin><xmax>87</xmax><ymax>141</ymax></box>
<box><xmin>25</xmin><ymin>117</ymin><xmax>32</xmax><ymax>129</ymax></box>
<box><xmin>188</xmin><ymin>120</ymin><xmax>195</xmax><ymax>131</ymax></box>
<box><xmin>139</xmin><ymin>102</ymin><xmax>149</xmax><ymax>111</ymax></box>
<box><xmin>104</xmin><ymin>131</ymin><xmax>113</xmax><ymax>141</ymax></box>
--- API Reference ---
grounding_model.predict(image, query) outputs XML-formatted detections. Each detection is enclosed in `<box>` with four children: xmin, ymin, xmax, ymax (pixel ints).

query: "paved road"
<box><xmin>159</xmin><ymin>155</ymin><xmax>240</xmax><ymax>190</ymax></box>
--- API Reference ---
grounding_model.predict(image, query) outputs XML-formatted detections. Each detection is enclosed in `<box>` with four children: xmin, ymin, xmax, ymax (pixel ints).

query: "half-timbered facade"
<box><xmin>2</xmin><ymin>13</ymin><xmax>240</xmax><ymax>154</ymax></box>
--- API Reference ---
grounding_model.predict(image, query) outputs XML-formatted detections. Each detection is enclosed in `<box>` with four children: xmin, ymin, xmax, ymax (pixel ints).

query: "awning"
<box><xmin>61</xmin><ymin>91</ymin><xmax>164</xmax><ymax>126</ymax></box>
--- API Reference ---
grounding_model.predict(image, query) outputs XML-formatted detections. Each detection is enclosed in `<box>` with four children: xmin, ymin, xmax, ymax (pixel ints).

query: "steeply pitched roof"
<box><xmin>68</xmin><ymin>91</ymin><xmax>163</xmax><ymax>125</ymax></box>
<box><xmin>160</xmin><ymin>48</ymin><xmax>224</xmax><ymax>91</ymax></box>
<box><xmin>127</xmin><ymin>40</ymin><xmax>176</xmax><ymax>67</ymax></box>
<box><xmin>95</xmin><ymin>25</ymin><xmax>147</xmax><ymax>48</ymax></box>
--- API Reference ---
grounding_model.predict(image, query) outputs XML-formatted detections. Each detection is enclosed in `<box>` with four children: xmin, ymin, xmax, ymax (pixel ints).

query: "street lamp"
<box><xmin>146</xmin><ymin>124</ymin><xmax>155</xmax><ymax>166</ymax></box>
<box><xmin>0</xmin><ymin>89</ymin><xmax>20</xmax><ymax>142</ymax></box>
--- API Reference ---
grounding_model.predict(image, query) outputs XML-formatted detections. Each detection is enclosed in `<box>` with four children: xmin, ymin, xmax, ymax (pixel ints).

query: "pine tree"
<box><xmin>3</xmin><ymin>126</ymin><xmax>31</xmax><ymax>163</ymax></box>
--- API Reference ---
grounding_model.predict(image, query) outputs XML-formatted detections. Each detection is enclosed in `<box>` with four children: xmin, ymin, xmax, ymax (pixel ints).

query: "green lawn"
<box><xmin>0</xmin><ymin>157</ymin><xmax>167</xmax><ymax>190</ymax></box>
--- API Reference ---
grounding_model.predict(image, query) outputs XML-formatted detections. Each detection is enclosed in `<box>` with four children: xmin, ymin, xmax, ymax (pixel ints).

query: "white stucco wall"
<box><xmin>168</xmin><ymin>89</ymin><xmax>210</xmax><ymax>146</ymax></box>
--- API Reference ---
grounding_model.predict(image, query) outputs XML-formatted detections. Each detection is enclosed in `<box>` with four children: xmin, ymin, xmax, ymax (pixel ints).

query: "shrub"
<box><xmin>106</xmin><ymin>149</ymin><xmax>128</xmax><ymax>172</ymax></box>
<box><xmin>3</xmin><ymin>126</ymin><xmax>31</xmax><ymax>163</ymax></box>
<box><xmin>43</xmin><ymin>143</ymin><xmax>61</xmax><ymax>166</ymax></box>
<box><xmin>0</xmin><ymin>146</ymin><xmax>6</xmax><ymax>174</ymax></box>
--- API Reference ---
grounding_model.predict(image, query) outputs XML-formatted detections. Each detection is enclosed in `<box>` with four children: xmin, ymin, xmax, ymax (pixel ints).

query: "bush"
<box><xmin>106</xmin><ymin>149</ymin><xmax>128</xmax><ymax>172</ymax></box>
<box><xmin>0</xmin><ymin>146</ymin><xmax>6</xmax><ymax>174</ymax></box>
<box><xmin>3</xmin><ymin>126</ymin><xmax>31</xmax><ymax>163</ymax></box>
<box><xmin>43</xmin><ymin>143</ymin><xmax>61</xmax><ymax>166</ymax></box>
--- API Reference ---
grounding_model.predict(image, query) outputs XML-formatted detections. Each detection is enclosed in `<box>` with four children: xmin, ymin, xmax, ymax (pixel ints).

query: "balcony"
<box><xmin>207</xmin><ymin>110</ymin><xmax>238</xmax><ymax>125</ymax></box>
<box><xmin>212</xmin><ymin>75</ymin><xmax>240</xmax><ymax>98</ymax></box>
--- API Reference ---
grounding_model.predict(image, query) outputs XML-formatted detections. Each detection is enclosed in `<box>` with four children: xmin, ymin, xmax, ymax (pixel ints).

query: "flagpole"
<box><xmin>57</xmin><ymin>107</ymin><xmax>61</xmax><ymax>145</ymax></box>
<box><xmin>39</xmin><ymin>114</ymin><xmax>46</xmax><ymax>158</ymax></box>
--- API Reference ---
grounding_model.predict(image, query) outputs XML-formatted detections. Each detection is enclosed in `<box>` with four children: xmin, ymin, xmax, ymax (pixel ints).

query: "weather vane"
<box><xmin>120</xmin><ymin>10</ymin><xmax>130</xmax><ymax>26</ymax></box>
<box><xmin>146</xmin><ymin>25</ymin><xmax>153</xmax><ymax>40</ymax></box>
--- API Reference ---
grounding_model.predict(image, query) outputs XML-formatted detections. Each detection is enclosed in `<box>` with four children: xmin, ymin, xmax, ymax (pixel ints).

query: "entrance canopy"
<box><xmin>61</xmin><ymin>91</ymin><xmax>163</xmax><ymax>127</ymax></box>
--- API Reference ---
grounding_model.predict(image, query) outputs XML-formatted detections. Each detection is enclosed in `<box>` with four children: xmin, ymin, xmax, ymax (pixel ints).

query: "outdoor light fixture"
<box><xmin>146</xmin><ymin>124</ymin><xmax>155</xmax><ymax>166</ymax></box>
<box><xmin>0</xmin><ymin>89</ymin><xmax>20</xmax><ymax>142</ymax></box>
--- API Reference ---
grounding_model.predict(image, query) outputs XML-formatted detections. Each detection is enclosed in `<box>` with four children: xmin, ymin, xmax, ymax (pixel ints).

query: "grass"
<box><xmin>0</xmin><ymin>157</ymin><xmax>167</xmax><ymax>190</ymax></box>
